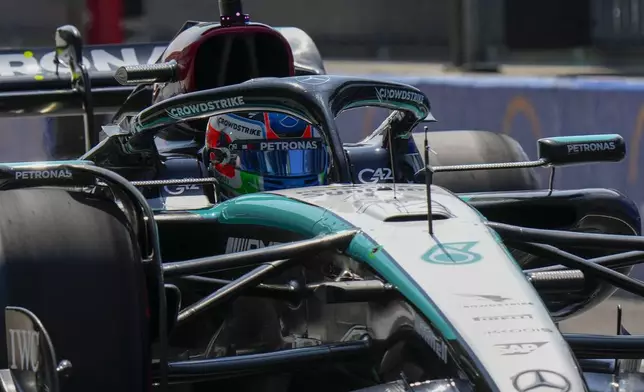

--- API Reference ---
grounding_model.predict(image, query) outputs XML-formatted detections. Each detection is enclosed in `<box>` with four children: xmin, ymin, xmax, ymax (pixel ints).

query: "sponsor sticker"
<box><xmin>259</xmin><ymin>140</ymin><xmax>319</xmax><ymax>151</ymax></box>
<box><xmin>567</xmin><ymin>141</ymin><xmax>615</xmax><ymax>154</ymax></box>
<box><xmin>495</xmin><ymin>342</ymin><xmax>548</xmax><ymax>356</ymax></box>
<box><xmin>421</xmin><ymin>242</ymin><xmax>482</xmax><ymax>265</ymax></box>
<box><xmin>226</xmin><ymin>237</ymin><xmax>281</xmax><ymax>253</ymax></box>
<box><xmin>568</xmin><ymin>142</ymin><xmax>615</xmax><ymax>154</ymax></box>
<box><xmin>473</xmin><ymin>314</ymin><xmax>533</xmax><ymax>322</ymax></box>
<box><xmin>226</xmin><ymin>139</ymin><xmax>321</xmax><ymax>152</ymax></box>
<box><xmin>163</xmin><ymin>184</ymin><xmax>201</xmax><ymax>196</ymax></box>
<box><xmin>167</xmin><ymin>97</ymin><xmax>245</xmax><ymax>119</ymax></box>
<box><xmin>512</xmin><ymin>370</ymin><xmax>571</xmax><ymax>392</ymax></box>
<box><xmin>457</xmin><ymin>294</ymin><xmax>534</xmax><ymax>309</ymax></box>
<box><xmin>0</xmin><ymin>46</ymin><xmax>166</xmax><ymax>76</ymax></box>
<box><xmin>486</xmin><ymin>327</ymin><xmax>554</xmax><ymax>335</ymax></box>
<box><xmin>375</xmin><ymin>87</ymin><xmax>424</xmax><ymax>104</ymax></box>
<box><xmin>217</xmin><ymin>116</ymin><xmax>263</xmax><ymax>137</ymax></box>
<box><xmin>358</xmin><ymin>168</ymin><xmax>394</xmax><ymax>183</ymax></box>
<box><xmin>8</xmin><ymin>329</ymin><xmax>40</xmax><ymax>371</ymax></box>
<box><xmin>15</xmin><ymin>169</ymin><xmax>72</xmax><ymax>180</ymax></box>
<box><xmin>296</xmin><ymin>75</ymin><xmax>331</xmax><ymax>85</ymax></box>
<box><xmin>414</xmin><ymin>318</ymin><xmax>448</xmax><ymax>364</ymax></box>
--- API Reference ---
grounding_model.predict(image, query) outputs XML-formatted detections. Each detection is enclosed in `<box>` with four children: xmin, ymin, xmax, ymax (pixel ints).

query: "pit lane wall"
<box><xmin>336</xmin><ymin>74</ymin><xmax>644</xmax><ymax>223</ymax></box>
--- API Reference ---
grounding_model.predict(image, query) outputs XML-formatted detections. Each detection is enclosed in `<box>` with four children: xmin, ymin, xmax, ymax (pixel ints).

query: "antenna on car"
<box><xmin>219</xmin><ymin>0</ymin><xmax>250</xmax><ymax>26</ymax></box>
<box><xmin>423</xmin><ymin>126</ymin><xmax>434</xmax><ymax>235</ymax></box>
<box><xmin>614</xmin><ymin>304</ymin><xmax>623</xmax><ymax>376</ymax></box>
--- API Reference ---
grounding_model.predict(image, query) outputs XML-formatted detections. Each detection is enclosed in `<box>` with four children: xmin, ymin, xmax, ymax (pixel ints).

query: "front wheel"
<box><xmin>0</xmin><ymin>188</ymin><xmax>149</xmax><ymax>392</ymax></box>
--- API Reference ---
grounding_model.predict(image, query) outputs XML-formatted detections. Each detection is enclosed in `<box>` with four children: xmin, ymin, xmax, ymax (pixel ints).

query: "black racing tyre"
<box><xmin>413</xmin><ymin>130</ymin><xmax>540</xmax><ymax>192</ymax></box>
<box><xmin>0</xmin><ymin>188</ymin><xmax>149</xmax><ymax>392</ymax></box>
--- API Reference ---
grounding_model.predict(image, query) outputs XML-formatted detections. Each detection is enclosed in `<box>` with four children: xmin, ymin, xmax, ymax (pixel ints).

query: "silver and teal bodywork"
<box><xmin>178</xmin><ymin>183</ymin><xmax>587</xmax><ymax>391</ymax></box>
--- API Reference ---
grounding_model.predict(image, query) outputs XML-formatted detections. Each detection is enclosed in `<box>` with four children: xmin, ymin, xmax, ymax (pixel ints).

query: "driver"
<box><xmin>204</xmin><ymin>111</ymin><xmax>331</xmax><ymax>199</ymax></box>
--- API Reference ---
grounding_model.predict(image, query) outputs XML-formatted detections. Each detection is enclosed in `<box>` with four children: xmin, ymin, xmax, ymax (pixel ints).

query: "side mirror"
<box><xmin>54</xmin><ymin>25</ymin><xmax>84</xmax><ymax>72</ymax></box>
<box><xmin>53</xmin><ymin>24</ymin><xmax>97</xmax><ymax>152</ymax></box>
<box><xmin>537</xmin><ymin>134</ymin><xmax>625</xmax><ymax>167</ymax></box>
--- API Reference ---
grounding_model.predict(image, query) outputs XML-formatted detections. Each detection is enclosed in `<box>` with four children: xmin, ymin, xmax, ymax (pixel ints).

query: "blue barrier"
<box><xmin>0</xmin><ymin>117</ymin><xmax>52</xmax><ymax>162</ymax></box>
<box><xmin>14</xmin><ymin>72</ymin><xmax>644</xmax><ymax>219</ymax></box>
<box><xmin>10</xmin><ymin>73</ymin><xmax>644</xmax><ymax>285</ymax></box>
<box><xmin>336</xmin><ymin>74</ymin><xmax>644</xmax><ymax>221</ymax></box>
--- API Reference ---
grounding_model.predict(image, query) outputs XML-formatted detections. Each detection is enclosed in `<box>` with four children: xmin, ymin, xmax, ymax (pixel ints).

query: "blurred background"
<box><xmin>5</xmin><ymin>0</ymin><xmax>644</xmax><ymax>68</ymax></box>
<box><xmin>3</xmin><ymin>0</ymin><xmax>644</xmax><ymax>334</ymax></box>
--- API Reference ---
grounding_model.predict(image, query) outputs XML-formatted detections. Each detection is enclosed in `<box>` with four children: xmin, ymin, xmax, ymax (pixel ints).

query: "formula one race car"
<box><xmin>1</xmin><ymin>2</ymin><xmax>644</xmax><ymax>392</ymax></box>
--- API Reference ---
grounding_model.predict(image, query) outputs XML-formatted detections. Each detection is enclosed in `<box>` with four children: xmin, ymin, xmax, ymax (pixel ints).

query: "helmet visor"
<box><xmin>220</xmin><ymin>138</ymin><xmax>329</xmax><ymax>177</ymax></box>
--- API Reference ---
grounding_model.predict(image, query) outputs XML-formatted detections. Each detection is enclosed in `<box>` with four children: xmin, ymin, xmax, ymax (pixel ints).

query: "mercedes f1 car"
<box><xmin>1</xmin><ymin>2</ymin><xmax>644</xmax><ymax>392</ymax></box>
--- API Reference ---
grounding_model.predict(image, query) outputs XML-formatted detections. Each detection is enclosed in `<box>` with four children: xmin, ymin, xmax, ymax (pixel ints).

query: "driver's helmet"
<box><xmin>205</xmin><ymin>112</ymin><xmax>330</xmax><ymax>197</ymax></box>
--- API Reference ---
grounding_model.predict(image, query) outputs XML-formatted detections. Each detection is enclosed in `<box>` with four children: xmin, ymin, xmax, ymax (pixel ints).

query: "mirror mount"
<box><xmin>413</xmin><ymin>133</ymin><xmax>627</xmax><ymax>193</ymax></box>
<box><xmin>54</xmin><ymin>25</ymin><xmax>83</xmax><ymax>78</ymax></box>
<box><xmin>53</xmin><ymin>25</ymin><xmax>97</xmax><ymax>152</ymax></box>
